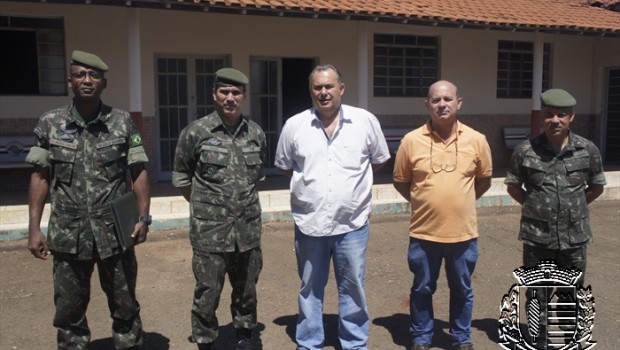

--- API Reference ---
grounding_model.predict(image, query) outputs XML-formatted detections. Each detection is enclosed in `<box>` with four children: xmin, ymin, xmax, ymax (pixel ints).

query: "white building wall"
<box><xmin>0</xmin><ymin>2</ymin><xmax>131</xmax><ymax>118</ymax></box>
<box><xmin>136</xmin><ymin>9</ymin><xmax>360</xmax><ymax>116</ymax></box>
<box><xmin>0</xmin><ymin>2</ymin><xmax>618</xmax><ymax>119</ymax></box>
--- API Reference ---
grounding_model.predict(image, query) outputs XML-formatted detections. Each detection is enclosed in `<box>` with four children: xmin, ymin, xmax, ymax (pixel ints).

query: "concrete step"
<box><xmin>1</xmin><ymin>172</ymin><xmax>618</xmax><ymax>241</ymax></box>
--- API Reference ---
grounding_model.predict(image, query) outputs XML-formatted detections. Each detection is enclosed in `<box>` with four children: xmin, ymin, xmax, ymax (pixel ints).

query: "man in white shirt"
<box><xmin>275</xmin><ymin>64</ymin><xmax>390</xmax><ymax>350</ymax></box>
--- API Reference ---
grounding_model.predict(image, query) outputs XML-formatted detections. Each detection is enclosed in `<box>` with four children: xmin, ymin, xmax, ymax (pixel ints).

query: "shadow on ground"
<box><xmin>90</xmin><ymin>332</ymin><xmax>170</xmax><ymax>350</ymax></box>
<box><xmin>372</xmin><ymin>314</ymin><xmax>501</xmax><ymax>350</ymax></box>
<box><xmin>89</xmin><ymin>322</ymin><xmax>267</xmax><ymax>350</ymax></box>
<box><xmin>274</xmin><ymin>313</ymin><xmax>347</xmax><ymax>350</ymax></box>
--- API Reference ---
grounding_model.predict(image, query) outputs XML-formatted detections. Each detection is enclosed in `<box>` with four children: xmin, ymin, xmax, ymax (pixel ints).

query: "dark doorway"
<box><xmin>0</xmin><ymin>31</ymin><xmax>39</xmax><ymax>94</ymax></box>
<box><xmin>604</xmin><ymin>68</ymin><xmax>620</xmax><ymax>164</ymax></box>
<box><xmin>282</xmin><ymin>58</ymin><xmax>314</xmax><ymax>120</ymax></box>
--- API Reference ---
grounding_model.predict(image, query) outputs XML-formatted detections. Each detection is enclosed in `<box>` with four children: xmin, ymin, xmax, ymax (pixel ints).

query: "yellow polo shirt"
<box><xmin>393</xmin><ymin>121</ymin><xmax>492</xmax><ymax>243</ymax></box>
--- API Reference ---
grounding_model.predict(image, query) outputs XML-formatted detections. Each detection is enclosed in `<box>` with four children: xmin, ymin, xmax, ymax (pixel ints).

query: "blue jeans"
<box><xmin>407</xmin><ymin>238</ymin><xmax>478</xmax><ymax>346</ymax></box>
<box><xmin>294</xmin><ymin>223</ymin><xmax>370</xmax><ymax>350</ymax></box>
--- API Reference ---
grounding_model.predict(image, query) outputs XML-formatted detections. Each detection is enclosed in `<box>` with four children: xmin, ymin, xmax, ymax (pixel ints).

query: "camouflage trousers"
<box><xmin>522</xmin><ymin>244</ymin><xmax>587</xmax><ymax>348</ymax></box>
<box><xmin>190</xmin><ymin>247</ymin><xmax>263</xmax><ymax>344</ymax></box>
<box><xmin>52</xmin><ymin>249</ymin><xmax>143</xmax><ymax>349</ymax></box>
<box><xmin>523</xmin><ymin>244</ymin><xmax>587</xmax><ymax>286</ymax></box>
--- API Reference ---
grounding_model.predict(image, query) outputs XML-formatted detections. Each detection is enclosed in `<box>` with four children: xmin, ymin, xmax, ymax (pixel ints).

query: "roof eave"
<box><xmin>132</xmin><ymin>1</ymin><xmax>620</xmax><ymax>37</ymax></box>
<box><xmin>207</xmin><ymin>5</ymin><xmax>620</xmax><ymax>37</ymax></box>
<box><xmin>21</xmin><ymin>0</ymin><xmax>620</xmax><ymax>37</ymax></box>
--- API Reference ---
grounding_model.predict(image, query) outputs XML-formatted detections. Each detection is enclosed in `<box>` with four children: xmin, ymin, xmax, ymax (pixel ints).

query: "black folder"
<box><xmin>110</xmin><ymin>191</ymin><xmax>139</xmax><ymax>250</ymax></box>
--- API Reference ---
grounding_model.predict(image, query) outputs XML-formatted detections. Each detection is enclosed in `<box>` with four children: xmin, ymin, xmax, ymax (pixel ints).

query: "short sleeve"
<box><xmin>172</xmin><ymin>125</ymin><xmax>196</xmax><ymax>187</ymax></box>
<box><xmin>125</xmin><ymin>116</ymin><xmax>148</xmax><ymax>165</ymax></box>
<box><xmin>587</xmin><ymin>143</ymin><xmax>607</xmax><ymax>186</ymax></box>
<box><xmin>392</xmin><ymin>137</ymin><xmax>412</xmax><ymax>183</ymax></box>
<box><xmin>274</xmin><ymin>120</ymin><xmax>294</xmax><ymax>170</ymax></box>
<box><xmin>366</xmin><ymin>113</ymin><xmax>391</xmax><ymax>165</ymax></box>
<box><xmin>127</xmin><ymin>146</ymin><xmax>148</xmax><ymax>165</ymax></box>
<box><xmin>25</xmin><ymin>146</ymin><xmax>50</xmax><ymax>167</ymax></box>
<box><xmin>504</xmin><ymin>143</ymin><xmax>526</xmax><ymax>186</ymax></box>
<box><xmin>476</xmin><ymin>135</ymin><xmax>493</xmax><ymax>178</ymax></box>
<box><xmin>25</xmin><ymin>117</ymin><xmax>52</xmax><ymax>167</ymax></box>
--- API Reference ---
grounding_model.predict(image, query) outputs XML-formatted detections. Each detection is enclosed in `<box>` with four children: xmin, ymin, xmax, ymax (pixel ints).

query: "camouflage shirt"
<box><xmin>25</xmin><ymin>102</ymin><xmax>148</xmax><ymax>260</ymax></box>
<box><xmin>505</xmin><ymin>131</ymin><xmax>606</xmax><ymax>250</ymax></box>
<box><xmin>172</xmin><ymin>111</ymin><xmax>266</xmax><ymax>253</ymax></box>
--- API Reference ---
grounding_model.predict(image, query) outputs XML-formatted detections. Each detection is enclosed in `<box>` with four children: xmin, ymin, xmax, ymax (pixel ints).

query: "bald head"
<box><xmin>427</xmin><ymin>80</ymin><xmax>459</xmax><ymax>100</ymax></box>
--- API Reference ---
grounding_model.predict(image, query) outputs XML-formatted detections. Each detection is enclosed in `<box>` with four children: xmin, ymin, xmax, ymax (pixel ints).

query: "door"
<box><xmin>250</xmin><ymin>57</ymin><xmax>314</xmax><ymax>174</ymax></box>
<box><xmin>155</xmin><ymin>56</ymin><xmax>228</xmax><ymax>180</ymax></box>
<box><xmin>603</xmin><ymin>67</ymin><xmax>620</xmax><ymax>164</ymax></box>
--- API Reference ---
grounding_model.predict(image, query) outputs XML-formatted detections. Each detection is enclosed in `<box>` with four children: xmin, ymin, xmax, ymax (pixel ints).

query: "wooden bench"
<box><xmin>0</xmin><ymin>136</ymin><xmax>34</xmax><ymax>169</ymax></box>
<box><xmin>382</xmin><ymin>127</ymin><xmax>411</xmax><ymax>154</ymax></box>
<box><xmin>502</xmin><ymin>126</ymin><xmax>531</xmax><ymax>149</ymax></box>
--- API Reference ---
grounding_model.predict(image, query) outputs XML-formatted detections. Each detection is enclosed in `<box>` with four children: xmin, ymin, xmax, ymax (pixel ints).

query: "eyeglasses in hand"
<box><xmin>430</xmin><ymin>139</ymin><xmax>458</xmax><ymax>173</ymax></box>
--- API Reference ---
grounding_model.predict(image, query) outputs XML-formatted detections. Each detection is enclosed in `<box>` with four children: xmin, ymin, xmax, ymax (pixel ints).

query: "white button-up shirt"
<box><xmin>275</xmin><ymin>104</ymin><xmax>391</xmax><ymax>236</ymax></box>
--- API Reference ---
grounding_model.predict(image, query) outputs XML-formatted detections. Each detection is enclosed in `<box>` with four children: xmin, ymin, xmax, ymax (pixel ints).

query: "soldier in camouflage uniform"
<box><xmin>505</xmin><ymin>88</ymin><xmax>606</xmax><ymax>284</ymax></box>
<box><xmin>173</xmin><ymin>68</ymin><xmax>266</xmax><ymax>350</ymax></box>
<box><xmin>26</xmin><ymin>50</ymin><xmax>151</xmax><ymax>350</ymax></box>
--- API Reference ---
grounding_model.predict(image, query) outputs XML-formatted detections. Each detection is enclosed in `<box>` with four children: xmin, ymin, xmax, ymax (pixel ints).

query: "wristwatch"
<box><xmin>138</xmin><ymin>215</ymin><xmax>152</xmax><ymax>225</ymax></box>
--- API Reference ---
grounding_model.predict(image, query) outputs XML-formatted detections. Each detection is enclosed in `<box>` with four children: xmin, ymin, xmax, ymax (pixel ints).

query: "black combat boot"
<box><xmin>235</xmin><ymin>328</ymin><xmax>253</xmax><ymax>350</ymax></box>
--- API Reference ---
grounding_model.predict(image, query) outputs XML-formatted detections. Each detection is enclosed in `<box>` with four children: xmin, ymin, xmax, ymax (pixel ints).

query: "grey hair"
<box><xmin>308</xmin><ymin>64</ymin><xmax>343</xmax><ymax>87</ymax></box>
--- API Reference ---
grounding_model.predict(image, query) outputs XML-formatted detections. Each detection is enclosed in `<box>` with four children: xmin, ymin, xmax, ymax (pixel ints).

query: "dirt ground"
<box><xmin>1</xmin><ymin>201</ymin><xmax>618</xmax><ymax>350</ymax></box>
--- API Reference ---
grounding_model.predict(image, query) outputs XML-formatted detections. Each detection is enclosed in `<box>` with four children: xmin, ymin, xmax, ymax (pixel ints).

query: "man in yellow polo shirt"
<box><xmin>393</xmin><ymin>80</ymin><xmax>492</xmax><ymax>350</ymax></box>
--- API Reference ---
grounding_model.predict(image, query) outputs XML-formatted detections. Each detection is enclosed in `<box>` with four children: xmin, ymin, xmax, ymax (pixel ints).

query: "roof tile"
<box><xmin>196</xmin><ymin>0</ymin><xmax>620</xmax><ymax>33</ymax></box>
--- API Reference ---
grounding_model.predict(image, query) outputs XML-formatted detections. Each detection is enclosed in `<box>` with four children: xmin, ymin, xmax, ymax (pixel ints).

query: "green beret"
<box><xmin>215</xmin><ymin>68</ymin><xmax>249</xmax><ymax>86</ymax></box>
<box><xmin>541</xmin><ymin>88</ymin><xmax>576</xmax><ymax>107</ymax></box>
<box><xmin>71</xmin><ymin>50</ymin><xmax>108</xmax><ymax>72</ymax></box>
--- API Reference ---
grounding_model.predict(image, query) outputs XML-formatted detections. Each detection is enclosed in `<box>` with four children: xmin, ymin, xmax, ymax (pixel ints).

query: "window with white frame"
<box><xmin>0</xmin><ymin>15</ymin><xmax>67</xmax><ymax>95</ymax></box>
<box><xmin>373</xmin><ymin>33</ymin><xmax>440</xmax><ymax>97</ymax></box>
<box><xmin>497</xmin><ymin>40</ymin><xmax>551</xmax><ymax>98</ymax></box>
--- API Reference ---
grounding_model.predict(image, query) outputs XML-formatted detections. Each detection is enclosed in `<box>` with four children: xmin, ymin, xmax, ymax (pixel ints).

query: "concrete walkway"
<box><xmin>1</xmin><ymin>171</ymin><xmax>618</xmax><ymax>241</ymax></box>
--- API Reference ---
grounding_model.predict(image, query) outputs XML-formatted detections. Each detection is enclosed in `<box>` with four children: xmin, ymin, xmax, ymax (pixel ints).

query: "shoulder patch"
<box><xmin>33</xmin><ymin>127</ymin><xmax>44</xmax><ymax>140</ymax></box>
<box><xmin>130</xmin><ymin>133</ymin><xmax>143</xmax><ymax>147</ymax></box>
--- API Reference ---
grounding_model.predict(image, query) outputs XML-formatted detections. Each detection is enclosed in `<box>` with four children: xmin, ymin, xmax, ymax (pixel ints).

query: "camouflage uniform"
<box><xmin>172</xmin><ymin>110</ymin><xmax>266</xmax><ymax>344</ymax></box>
<box><xmin>505</xmin><ymin>131</ymin><xmax>606</xmax><ymax>277</ymax></box>
<box><xmin>25</xmin><ymin>102</ymin><xmax>148</xmax><ymax>349</ymax></box>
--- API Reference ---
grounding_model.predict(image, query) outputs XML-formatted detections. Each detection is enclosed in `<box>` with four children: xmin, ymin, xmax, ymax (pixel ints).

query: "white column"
<box><xmin>128</xmin><ymin>8</ymin><xmax>142</xmax><ymax>113</ymax></box>
<box><xmin>530</xmin><ymin>33</ymin><xmax>544</xmax><ymax>136</ymax></box>
<box><xmin>532</xmin><ymin>33</ymin><xmax>544</xmax><ymax>111</ymax></box>
<box><xmin>357</xmin><ymin>21</ymin><xmax>369</xmax><ymax>109</ymax></box>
